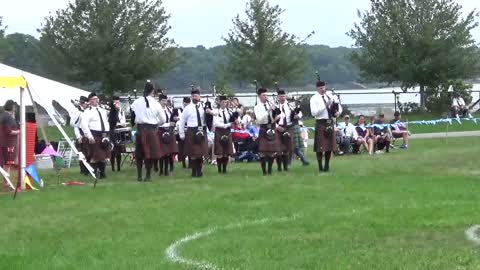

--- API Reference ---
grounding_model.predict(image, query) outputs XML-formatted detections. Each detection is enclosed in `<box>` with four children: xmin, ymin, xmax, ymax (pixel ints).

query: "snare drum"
<box><xmin>114</xmin><ymin>127</ymin><xmax>132</xmax><ymax>144</ymax></box>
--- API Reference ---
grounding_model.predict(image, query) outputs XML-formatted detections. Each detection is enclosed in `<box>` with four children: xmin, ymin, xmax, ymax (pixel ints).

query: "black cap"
<box><xmin>88</xmin><ymin>92</ymin><xmax>97</xmax><ymax>100</ymax></box>
<box><xmin>191</xmin><ymin>89</ymin><xmax>200</xmax><ymax>95</ymax></box>
<box><xmin>277</xmin><ymin>89</ymin><xmax>286</xmax><ymax>95</ymax></box>
<box><xmin>79</xmin><ymin>96</ymin><xmax>88</xmax><ymax>103</ymax></box>
<box><xmin>316</xmin><ymin>81</ymin><xmax>326</xmax><ymax>87</ymax></box>
<box><xmin>112</xmin><ymin>96</ymin><xmax>120</xmax><ymax>101</ymax></box>
<box><xmin>183</xmin><ymin>97</ymin><xmax>191</xmax><ymax>103</ymax></box>
<box><xmin>219</xmin><ymin>95</ymin><xmax>228</xmax><ymax>101</ymax></box>
<box><xmin>159</xmin><ymin>94</ymin><xmax>168</xmax><ymax>100</ymax></box>
<box><xmin>257</xmin><ymin>88</ymin><xmax>267</xmax><ymax>95</ymax></box>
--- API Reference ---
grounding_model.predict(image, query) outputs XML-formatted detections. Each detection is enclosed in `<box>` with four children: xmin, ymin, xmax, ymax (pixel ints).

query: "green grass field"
<box><xmin>1</xmin><ymin>137</ymin><xmax>480</xmax><ymax>269</ymax></box>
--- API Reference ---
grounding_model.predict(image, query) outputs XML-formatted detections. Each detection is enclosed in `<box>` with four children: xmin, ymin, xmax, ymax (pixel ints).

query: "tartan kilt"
<box><xmin>88</xmin><ymin>134</ymin><xmax>111</xmax><ymax>163</ymax></box>
<box><xmin>78</xmin><ymin>137</ymin><xmax>91</xmax><ymax>159</ymax></box>
<box><xmin>184</xmin><ymin>127</ymin><xmax>208</xmax><ymax>158</ymax></box>
<box><xmin>313</xmin><ymin>119</ymin><xmax>336</xmax><ymax>153</ymax></box>
<box><xmin>214</xmin><ymin>128</ymin><xmax>234</xmax><ymax>156</ymax></box>
<box><xmin>0</xmin><ymin>146</ymin><xmax>18</xmax><ymax>166</ymax></box>
<box><xmin>177</xmin><ymin>137</ymin><xmax>186</xmax><ymax>160</ymax></box>
<box><xmin>158</xmin><ymin>127</ymin><xmax>178</xmax><ymax>157</ymax></box>
<box><xmin>277</xmin><ymin>125</ymin><xmax>294</xmax><ymax>153</ymax></box>
<box><xmin>109</xmin><ymin>131</ymin><xmax>126</xmax><ymax>154</ymax></box>
<box><xmin>258</xmin><ymin>126</ymin><xmax>280</xmax><ymax>153</ymax></box>
<box><xmin>135</xmin><ymin>125</ymin><xmax>161</xmax><ymax>160</ymax></box>
<box><xmin>293</xmin><ymin>124</ymin><xmax>303</xmax><ymax>149</ymax></box>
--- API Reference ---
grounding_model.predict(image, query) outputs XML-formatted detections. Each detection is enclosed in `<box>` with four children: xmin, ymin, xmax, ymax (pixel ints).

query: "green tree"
<box><xmin>2</xmin><ymin>33</ymin><xmax>42</xmax><ymax>74</ymax></box>
<box><xmin>223</xmin><ymin>0</ymin><xmax>306</xmax><ymax>88</ymax></box>
<box><xmin>0</xmin><ymin>17</ymin><xmax>10</xmax><ymax>61</ymax></box>
<box><xmin>348</xmin><ymin>0</ymin><xmax>480</xmax><ymax>109</ymax></box>
<box><xmin>39</xmin><ymin>0</ymin><xmax>175</xmax><ymax>95</ymax></box>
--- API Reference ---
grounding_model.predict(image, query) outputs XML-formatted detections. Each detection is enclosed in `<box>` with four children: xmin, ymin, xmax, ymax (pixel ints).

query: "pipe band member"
<box><xmin>178</xmin><ymin>88</ymin><xmax>212</xmax><ymax>178</ymax></box>
<box><xmin>254</xmin><ymin>88</ymin><xmax>281</xmax><ymax>176</ymax></box>
<box><xmin>213</xmin><ymin>95</ymin><xmax>235</xmax><ymax>174</ymax></box>
<box><xmin>108</xmin><ymin>96</ymin><xmax>127</xmax><ymax>172</ymax></box>
<box><xmin>310</xmin><ymin>80</ymin><xmax>342</xmax><ymax>173</ymax></box>
<box><xmin>157</xmin><ymin>93</ymin><xmax>178</xmax><ymax>176</ymax></box>
<box><xmin>131</xmin><ymin>81</ymin><xmax>166</xmax><ymax>182</ymax></box>
<box><xmin>275</xmin><ymin>89</ymin><xmax>295</xmax><ymax>172</ymax></box>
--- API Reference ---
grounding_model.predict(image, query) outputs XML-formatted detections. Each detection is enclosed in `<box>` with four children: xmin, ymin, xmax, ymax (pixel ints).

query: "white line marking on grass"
<box><xmin>465</xmin><ymin>225</ymin><xmax>480</xmax><ymax>245</ymax></box>
<box><xmin>165</xmin><ymin>214</ymin><xmax>301</xmax><ymax>270</ymax></box>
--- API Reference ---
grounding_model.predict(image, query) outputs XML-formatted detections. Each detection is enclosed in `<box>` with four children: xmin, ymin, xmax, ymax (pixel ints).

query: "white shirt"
<box><xmin>159</xmin><ymin>106</ymin><xmax>173</xmax><ymax>128</ymax></box>
<box><xmin>213</xmin><ymin>108</ymin><xmax>232</xmax><ymax>129</ymax></box>
<box><xmin>178</xmin><ymin>102</ymin><xmax>206</xmax><ymax>138</ymax></box>
<box><xmin>254</xmin><ymin>101</ymin><xmax>273</xmax><ymax>125</ymax></box>
<box><xmin>131</xmin><ymin>96</ymin><xmax>165</xmax><ymax>125</ymax></box>
<box><xmin>337</xmin><ymin>122</ymin><xmax>358</xmax><ymax>139</ymax></box>
<box><xmin>277</xmin><ymin>102</ymin><xmax>293</xmax><ymax>126</ymax></box>
<box><xmin>241</xmin><ymin>114</ymin><xmax>253</xmax><ymax>127</ymax></box>
<box><xmin>70</xmin><ymin>109</ymin><xmax>84</xmax><ymax>139</ymax></box>
<box><xmin>310</xmin><ymin>92</ymin><xmax>342</xmax><ymax>119</ymax></box>
<box><xmin>116</xmin><ymin>108</ymin><xmax>127</xmax><ymax>127</ymax></box>
<box><xmin>452</xmin><ymin>97</ymin><xmax>466</xmax><ymax>107</ymax></box>
<box><xmin>80</xmin><ymin>106</ymin><xmax>110</xmax><ymax>138</ymax></box>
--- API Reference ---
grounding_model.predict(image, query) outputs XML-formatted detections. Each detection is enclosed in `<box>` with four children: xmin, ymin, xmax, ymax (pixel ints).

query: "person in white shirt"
<box><xmin>213</xmin><ymin>95</ymin><xmax>235</xmax><ymax>174</ymax></box>
<box><xmin>131</xmin><ymin>81</ymin><xmax>166</xmax><ymax>182</ymax></box>
<box><xmin>337</xmin><ymin>115</ymin><xmax>358</xmax><ymax>154</ymax></box>
<box><xmin>157</xmin><ymin>93</ymin><xmax>178</xmax><ymax>176</ymax></box>
<box><xmin>310</xmin><ymin>80</ymin><xmax>342</xmax><ymax>173</ymax></box>
<box><xmin>254</xmin><ymin>88</ymin><xmax>281</xmax><ymax>176</ymax></box>
<box><xmin>176</xmin><ymin>97</ymin><xmax>191</xmax><ymax>169</ymax></box>
<box><xmin>80</xmin><ymin>92</ymin><xmax>111</xmax><ymax>179</ymax></box>
<box><xmin>70</xmin><ymin>96</ymin><xmax>89</xmax><ymax>175</ymax></box>
<box><xmin>178</xmin><ymin>88</ymin><xmax>213</xmax><ymax>178</ymax></box>
<box><xmin>275</xmin><ymin>89</ymin><xmax>295</xmax><ymax>172</ymax></box>
<box><xmin>108</xmin><ymin>96</ymin><xmax>127</xmax><ymax>172</ymax></box>
<box><xmin>452</xmin><ymin>92</ymin><xmax>472</xmax><ymax>118</ymax></box>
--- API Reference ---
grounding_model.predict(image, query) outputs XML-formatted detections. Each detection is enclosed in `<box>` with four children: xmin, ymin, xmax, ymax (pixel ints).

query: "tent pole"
<box><xmin>26</xmin><ymin>85</ymin><xmax>96</xmax><ymax>179</ymax></box>
<box><xmin>20</xmin><ymin>86</ymin><xmax>26</xmax><ymax>190</ymax></box>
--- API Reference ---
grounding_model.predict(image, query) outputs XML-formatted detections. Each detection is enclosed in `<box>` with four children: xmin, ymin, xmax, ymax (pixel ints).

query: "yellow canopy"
<box><xmin>0</xmin><ymin>76</ymin><xmax>27</xmax><ymax>89</ymax></box>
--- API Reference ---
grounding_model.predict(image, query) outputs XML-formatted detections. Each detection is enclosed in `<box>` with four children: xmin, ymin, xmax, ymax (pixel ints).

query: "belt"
<box><xmin>316</xmin><ymin>119</ymin><xmax>332</xmax><ymax>124</ymax></box>
<box><xmin>187</xmin><ymin>126</ymin><xmax>206</xmax><ymax>130</ymax></box>
<box><xmin>137</xmin><ymin>124</ymin><xmax>157</xmax><ymax>130</ymax></box>
<box><xmin>91</xmin><ymin>130</ymin><xmax>108</xmax><ymax>137</ymax></box>
<box><xmin>259</xmin><ymin>124</ymin><xmax>274</xmax><ymax>129</ymax></box>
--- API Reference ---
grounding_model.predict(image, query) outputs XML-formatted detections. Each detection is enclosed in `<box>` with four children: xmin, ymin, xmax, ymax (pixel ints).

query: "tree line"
<box><xmin>1</xmin><ymin>0</ymin><xmax>479</xmax><ymax>113</ymax></box>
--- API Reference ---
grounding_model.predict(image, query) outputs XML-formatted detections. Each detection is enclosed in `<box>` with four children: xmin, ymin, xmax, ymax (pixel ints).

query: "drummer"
<box><xmin>108</xmin><ymin>96</ymin><xmax>127</xmax><ymax>172</ymax></box>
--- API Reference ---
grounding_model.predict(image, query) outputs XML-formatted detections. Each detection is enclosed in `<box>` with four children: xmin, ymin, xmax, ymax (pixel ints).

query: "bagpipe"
<box><xmin>316</xmin><ymin>71</ymin><xmax>340</xmax><ymax>119</ymax></box>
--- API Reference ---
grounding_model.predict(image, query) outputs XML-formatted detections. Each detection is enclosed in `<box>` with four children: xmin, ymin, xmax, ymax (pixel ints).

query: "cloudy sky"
<box><xmin>1</xmin><ymin>0</ymin><xmax>479</xmax><ymax>48</ymax></box>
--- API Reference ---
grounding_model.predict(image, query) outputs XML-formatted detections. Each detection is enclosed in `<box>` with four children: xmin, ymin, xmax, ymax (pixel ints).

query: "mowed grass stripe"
<box><xmin>1</xmin><ymin>137</ymin><xmax>480</xmax><ymax>269</ymax></box>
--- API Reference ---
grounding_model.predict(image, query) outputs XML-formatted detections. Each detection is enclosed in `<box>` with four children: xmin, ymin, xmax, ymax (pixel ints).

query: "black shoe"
<box><xmin>197</xmin><ymin>172</ymin><xmax>203</xmax><ymax>178</ymax></box>
<box><xmin>137</xmin><ymin>178</ymin><xmax>143</xmax><ymax>182</ymax></box>
<box><xmin>323</xmin><ymin>166</ymin><xmax>330</xmax><ymax>172</ymax></box>
<box><xmin>144</xmin><ymin>177</ymin><xmax>152</xmax><ymax>182</ymax></box>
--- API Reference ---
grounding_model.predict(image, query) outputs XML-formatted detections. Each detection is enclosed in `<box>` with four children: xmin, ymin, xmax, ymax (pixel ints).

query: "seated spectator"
<box><xmin>373</xmin><ymin>114</ymin><xmax>392</xmax><ymax>153</ymax></box>
<box><xmin>336</xmin><ymin>115</ymin><xmax>358</xmax><ymax>155</ymax></box>
<box><xmin>389</xmin><ymin>111</ymin><xmax>410</xmax><ymax>149</ymax></box>
<box><xmin>354</xmin><ymin>115</ymin><xmax>374</xmax><ymax>155</ymax></box>
<box><xmin>451</xmin><ymin>92</ymin><xmax>472</xmax><ymax>119</ymax></box>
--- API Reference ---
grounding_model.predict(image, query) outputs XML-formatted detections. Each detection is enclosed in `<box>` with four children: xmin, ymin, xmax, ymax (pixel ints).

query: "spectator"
<box><xmin>389</xmin><ymin>111</ymin><xmax>410</xmax><ymax>149</ymax></box>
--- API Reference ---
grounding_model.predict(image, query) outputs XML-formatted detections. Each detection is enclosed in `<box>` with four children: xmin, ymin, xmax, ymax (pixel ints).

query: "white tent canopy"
<box><xmin>0</xmin><ymin>63</ymin><xmax>91</xmax><ymax>117</ymax></box>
